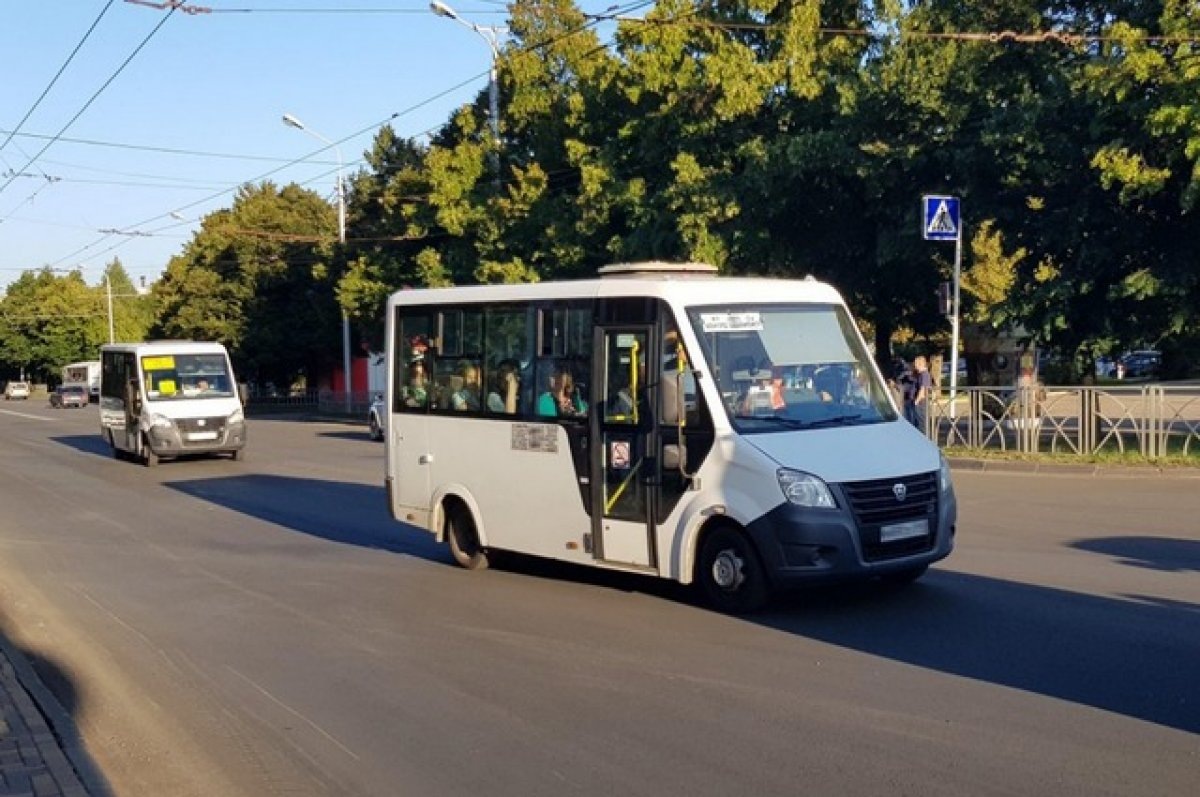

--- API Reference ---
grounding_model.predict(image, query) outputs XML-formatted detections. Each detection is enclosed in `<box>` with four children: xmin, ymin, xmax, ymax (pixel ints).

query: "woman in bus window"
<box><xmin>403</xmin><ymin>360</ymin><xmax>429</xmax><ymax>408</ymax></box>
<box><xmin>487</xmin><ymin>360</ymin><xmax>521</xmax><ymax>414</ymax></box>
<box><xmin>451</xmin><ymin>362</ymin><xmax>482</xmax><ymax>411</ymax></box>
<box><xmin>537</xmin><ymin>365</ymin><xmax>587</xmax><ymax>418</ymax></box>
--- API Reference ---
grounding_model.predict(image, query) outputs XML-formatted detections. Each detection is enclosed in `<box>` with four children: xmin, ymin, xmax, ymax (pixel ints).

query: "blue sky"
<box><xmin>0</xmin><ymin>0</ymin><xmax>626</xmax><ymax>291</ymax></box>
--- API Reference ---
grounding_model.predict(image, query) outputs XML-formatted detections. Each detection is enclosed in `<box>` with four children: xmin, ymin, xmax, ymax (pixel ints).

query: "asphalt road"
<box><xmin>0</xmin><ymin>403</ymin><xmax>1197</xmax><ymax>796</ymax></box>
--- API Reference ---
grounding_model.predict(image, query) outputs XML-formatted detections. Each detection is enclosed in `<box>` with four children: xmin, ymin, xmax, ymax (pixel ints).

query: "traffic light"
<box><xmin>937</xmin><ymin>281</ymin><xmax>953</xmax><ymax>316</ymax></box>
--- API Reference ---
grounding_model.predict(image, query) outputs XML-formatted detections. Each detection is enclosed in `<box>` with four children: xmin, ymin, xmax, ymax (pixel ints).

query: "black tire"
<box><xmin>696</xmin><ymin>526</ymin><xmax>771</xmax><ymax>614</ymax></box>
<box><xmin>445</xmin><ymin>503</ymin><xmax>488</xmax><ymax>570</ymax></box>
<box><xmin>879</xmin><ymin>564</ymin><xmax>928</xmax><ymax>586</ymax></box>
<box><xmin>107</xmin><ymin>431</ymin><xmax>124</xmax><ymax>460</ymax></box>
<box><xmin>142</xmin><ymin>436</ymin><xmax>158</xmax><ymax>468</ymax></box>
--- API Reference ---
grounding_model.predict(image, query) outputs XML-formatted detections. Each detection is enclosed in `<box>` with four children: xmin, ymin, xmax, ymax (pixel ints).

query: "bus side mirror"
<box><xmin>238</xmin><ymin>383</ymin><xmax>250</xmax><ymax>405</ymax></box>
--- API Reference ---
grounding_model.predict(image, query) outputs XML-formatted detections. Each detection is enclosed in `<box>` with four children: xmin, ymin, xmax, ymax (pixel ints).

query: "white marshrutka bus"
<box><xmin>383</xmin><ymin>263</ymin><xmax>956</xmax><ymax>611</ymax></box>
<box><xmin>99</xmin><ymin>341</ymin><xmax>247</xmax><ymax>466</ymax></box>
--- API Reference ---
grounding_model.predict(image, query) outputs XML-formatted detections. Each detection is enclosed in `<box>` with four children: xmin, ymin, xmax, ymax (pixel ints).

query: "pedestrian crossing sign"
<box><xmin>922</xmin><ymin>195</ymin><xmax>960</xmax><ymax>241</ymax></box>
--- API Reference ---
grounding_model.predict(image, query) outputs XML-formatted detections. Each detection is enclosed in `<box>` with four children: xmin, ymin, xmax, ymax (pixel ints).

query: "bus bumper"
<box><xmin>146</xmin><ymin>418</ymin><xmax>247</xmax><ymax>458</ymax></box>
<box><xmin>744</xmin><ymin>490</ymin><xmax>956</xmax><ymax>589</ymax></box>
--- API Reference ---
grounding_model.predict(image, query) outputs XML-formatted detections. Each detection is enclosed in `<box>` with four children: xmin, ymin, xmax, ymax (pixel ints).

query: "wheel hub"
<box><xmin>711</xmin><ymin>549</ymin><xmax>745</xmax><ymax>591</ymax></box>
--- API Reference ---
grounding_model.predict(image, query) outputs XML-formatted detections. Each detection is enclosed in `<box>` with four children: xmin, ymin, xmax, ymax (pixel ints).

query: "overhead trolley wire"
<box><xmin>0</xmin><ymin>1</ymin><xmax>117</xmax><ymax>161</ymax></box>
<box><xmin>0</xmin><ymin>4</ymin><xmax>178</xmax><ymax>204</ymax></box>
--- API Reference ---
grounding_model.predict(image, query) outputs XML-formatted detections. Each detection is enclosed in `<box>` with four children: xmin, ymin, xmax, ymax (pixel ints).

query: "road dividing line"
<box><xmin>0</xmin><ymin>407</ymin><xmax>54</xmax><ymax>421</ymax></box>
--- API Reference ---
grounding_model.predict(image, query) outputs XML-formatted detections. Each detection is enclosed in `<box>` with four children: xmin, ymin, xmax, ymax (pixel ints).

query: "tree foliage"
<box><xmin>7</xmin><ymin>1</ymin><xmax>1199</xmax><ymax>386</ymax></box>
<box><xmin>151</xmin><ymin>182</ymin><xmax>340</xmax><ymax>390</ymax></box>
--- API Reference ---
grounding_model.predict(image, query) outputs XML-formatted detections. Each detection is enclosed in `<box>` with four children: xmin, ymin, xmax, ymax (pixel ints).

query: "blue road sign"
<box><xmin>922</xmin><ymin>195</ymin><xmax>960</xmax><ymax>241</ymax></box>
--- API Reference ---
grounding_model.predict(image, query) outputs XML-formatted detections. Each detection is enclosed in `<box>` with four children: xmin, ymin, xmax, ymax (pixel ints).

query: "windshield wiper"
<box><xmin>802</xmin><ymin>413</ymin><xmax>863</xmax><ymax>428</ymax></box>
<box><xmin>732</xmin><ymin>414</ymin><xmax>808</xmax><ymax>429</ymax></box>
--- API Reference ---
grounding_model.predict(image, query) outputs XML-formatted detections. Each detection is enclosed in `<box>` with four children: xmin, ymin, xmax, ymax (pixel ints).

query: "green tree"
<box><xmin>0</xmin><ymin>268</ymin><xmax>98</xmax><ymax>382</ymax></box>
<box><xmin>152</xmin><ymin>182</ymin><xmax>341</xmax><ymax>390</ymax></box>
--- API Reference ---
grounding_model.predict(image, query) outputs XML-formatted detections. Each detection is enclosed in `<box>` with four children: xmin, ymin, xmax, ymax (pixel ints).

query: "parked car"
<box><xmin>940</xmin><ymin>358</ymin><xmax>968</xmax><ymax>383</ymax></box>
<box><xmin>50</xmin><ymin>385</ymin><xmax>89</xmax><ymax>409</ymax></box>
<box><xmin>3</xmin><ymin>381</ymin><xmax>30</xmax><ymax>400</ymax></box>
<box><xmin>1111</xmin><ymin>350</ymin><xmax>1161</xmax><ymax>379</ymax></box>
<box><xmin>368</xmin><ymin>395</ymin><xmax>386</xmax><ymax>441</ymax></box>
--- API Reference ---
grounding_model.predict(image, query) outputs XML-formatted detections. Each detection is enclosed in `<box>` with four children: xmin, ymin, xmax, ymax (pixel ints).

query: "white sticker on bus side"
<box><xmin>511</xmin><ymin>423</ymin><xmax>559</xmax><ymax>453</ymax></box>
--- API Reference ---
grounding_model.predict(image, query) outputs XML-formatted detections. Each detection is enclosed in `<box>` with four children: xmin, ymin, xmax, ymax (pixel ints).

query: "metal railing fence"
<box><xmin>926</xmin><ymin>385</ymin><xmax>1200</xmax><ymax>461</ymax></box>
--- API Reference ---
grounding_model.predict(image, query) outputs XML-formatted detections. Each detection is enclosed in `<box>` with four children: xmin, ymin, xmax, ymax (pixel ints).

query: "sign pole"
<box><xmin>922</xmin><ymin>194</ymin><xmax>963</xmax><ymax>421</ymax></box>
<box><xmin>949</xmin><ymin>225</ymin><xmax>962</xmax><ymax>418</ymax></box>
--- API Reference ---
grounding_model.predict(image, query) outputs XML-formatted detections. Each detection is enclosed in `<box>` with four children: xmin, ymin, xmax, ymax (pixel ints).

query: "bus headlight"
<box><xmin>939</xmin><ymin>454</ymin><xmax>953</xmax><ymax>494</ymax></box>
<box><xmin>229</xmin><ymin>407</ymin><xmax>244</xmax><ymax>424</ymax></box>
<box><xmin>150</xmin><ymin>413</ymin><xmax>174</xmax><ymax>430</ymax></box>
<box><xmin>777</xmin><ymin>468</ymin><xmax>837</xmax><ymax>509</ymax></box>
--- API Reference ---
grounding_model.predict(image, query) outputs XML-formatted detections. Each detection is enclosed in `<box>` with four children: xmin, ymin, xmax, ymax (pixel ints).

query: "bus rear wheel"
<box><xmin>446</xmin><ymin>504</ymin><xmax>488</xmax><ymax>571</ymax></box>
<box><xmin>697</xmin><ymin>526</ymin><xmax>770</xmax><ymax>614</ymax></box>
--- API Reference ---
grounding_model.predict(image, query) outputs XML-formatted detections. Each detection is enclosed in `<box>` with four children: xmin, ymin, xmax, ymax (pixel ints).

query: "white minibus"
<box><xmin>383</xmin><ymin>263</ymin><xmax>955</xmax><ymax>611</ymax></box>
<box><xmin>100</xmin><ymin>341</ymin><xmax>247</xmax><ymax>466</ymax></box>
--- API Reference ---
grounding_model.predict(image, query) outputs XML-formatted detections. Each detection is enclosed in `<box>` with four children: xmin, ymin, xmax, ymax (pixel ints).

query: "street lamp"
<box><xmin>282</xmin><ymin>112</ymin><xmax>352</xmax><ymax>414</ymax></box>
<box><xmin>430</xmin><ymin>1</ymin><xmax>502</xmax><ymax>171</ymax></box>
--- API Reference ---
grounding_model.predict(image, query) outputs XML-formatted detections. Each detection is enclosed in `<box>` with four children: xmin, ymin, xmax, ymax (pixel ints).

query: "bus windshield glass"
<box><xmin>140</xmin><ymin>353</ymin><xmax>235</xmax><ymax>401</ymax></box>
<box><xmin>687</xmin><ymin>303</ymin><xmax>897</xmax><ymax>431</ymax></box>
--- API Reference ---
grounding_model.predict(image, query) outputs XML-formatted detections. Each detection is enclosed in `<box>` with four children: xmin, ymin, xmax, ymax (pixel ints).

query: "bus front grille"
<box><xmin>840</xmin><ymin>472</ymin><xmax>938</xmax><ymax>562</ymax></box>
<box><xmin>176</xmin><ymin>416</ymin><xmax>228</xmax><ymax>446</ymax></box>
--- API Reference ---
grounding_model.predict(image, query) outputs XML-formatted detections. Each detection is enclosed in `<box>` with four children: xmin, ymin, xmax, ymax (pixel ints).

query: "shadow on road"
<box><xmin>753</xmin><ymin>570</ymin><xmax>1200</xmax><ymax>734</ymax></box>
<box><xmin>160</xmin><ymin>474</ymin><xmax>1200</xmax><ymax>736</ymax></box>
<box><xmin>162</xmin><ymin>474</ymin><xmax>447</xmax><ymax>561</ymax></box>
<box><xmin>0</xmin><ymin>627</ymin><xmax>114</xmax><ymax>795</ymax></box>
<box><xmin>316</xmin><ymin>430</ymin><xmax>375</xmax><ymax>442</ymax></box>
<box><xmin>1071</xmin><ymin>536</ymin><xmax>1200</xmax><ymax>572</ymax></box>
<box><xmin>51</xmin><ymin>434</ymin><xmax>112</xmax><ymax>459</ymax></box>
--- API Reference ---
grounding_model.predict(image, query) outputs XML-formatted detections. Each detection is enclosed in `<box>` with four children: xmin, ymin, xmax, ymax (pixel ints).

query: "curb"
<box><xmin>947</xmin><ymin>456</ymin><xmax>1200</xmax><ymax>479</ymax></box>
<box><xmin>0</xmin><ymin>632</ymin><xmax>108</xmax><ymax>796</ymax></box>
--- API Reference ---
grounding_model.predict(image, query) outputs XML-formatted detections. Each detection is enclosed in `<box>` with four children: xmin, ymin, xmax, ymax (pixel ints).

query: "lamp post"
<box><xmin>430</xmin><ymin>1</ymin><xmax>502</xmax><ymax>174</ymax></box>
<box><xmin>282</xmin><ymin>113</ymin><xmax>352</xmax><ymax>414</ymax></box>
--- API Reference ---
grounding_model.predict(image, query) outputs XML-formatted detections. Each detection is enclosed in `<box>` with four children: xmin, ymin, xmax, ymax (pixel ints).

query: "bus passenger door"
<box><xmin>590</xmin><ymin>327</ymin><xmax>656</xmax><ymax>569</ymax></box>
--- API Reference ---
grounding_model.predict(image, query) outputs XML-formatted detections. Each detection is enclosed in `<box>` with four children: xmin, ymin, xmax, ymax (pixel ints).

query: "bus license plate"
<box><xmin>188</xmin><ymin>431</ymin><xmax>218</xmax><ymax>441</ymax></box>
<box><xmin>880</xmin><ymin>519</ymin><xmax>928</xmax><ymax>543</ymax></box>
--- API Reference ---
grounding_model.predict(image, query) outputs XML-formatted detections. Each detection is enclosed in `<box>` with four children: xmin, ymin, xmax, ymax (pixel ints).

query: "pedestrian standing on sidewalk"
<box><xmin>908</xmin><ymin>356</ymin><xmax>933</xmax><ymax>431</ymax></box>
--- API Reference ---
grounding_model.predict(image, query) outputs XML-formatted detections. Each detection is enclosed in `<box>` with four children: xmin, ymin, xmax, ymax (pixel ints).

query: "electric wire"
<box><xmin>0</xmin><ymin>5</ymin><xmax>177</xmax><ymax>202</ymax></box>
<box><xmin>0</xmin><ymin>1</ymin><xmax>117</xmax><ymax>158</ymax></box>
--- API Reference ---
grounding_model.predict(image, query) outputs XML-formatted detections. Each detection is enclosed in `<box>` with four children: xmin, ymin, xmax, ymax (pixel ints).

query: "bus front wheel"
<box><xmin>696</xmin><ymin>526</ymin><xmax>770</xmax><ymax>614</ymax></box>
<box><xmin>141</xmin><ymin>435</ymin><xmax>158</xmax><ymax>467</ymax></box>
<box><xmin>446</xmin><ymin>503</ymin><xmax>488</xmax><ymax>571</ymax></box>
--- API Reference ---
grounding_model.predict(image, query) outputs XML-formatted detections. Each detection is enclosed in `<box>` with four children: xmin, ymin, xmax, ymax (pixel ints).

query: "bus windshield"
<box><xmin>686</xmin><ymin>303</ymin><xmax>898</xmax><ymax>431</ymax></box>
<box><xmin>140</xmin><ymin>353</ymin><xmax>235</xmax><ymax>401</ymax></box>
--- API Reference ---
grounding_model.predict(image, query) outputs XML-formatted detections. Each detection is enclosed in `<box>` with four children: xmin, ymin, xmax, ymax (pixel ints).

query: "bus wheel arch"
<box><xmin>693</xmin><ymin>520</ymin><xmax>771</xmax><ymax>614</ymax></box>
<box><xmin>441</xmin><ymin>495</ymin><xmax>489</xmax><ymax>571</ymax></box>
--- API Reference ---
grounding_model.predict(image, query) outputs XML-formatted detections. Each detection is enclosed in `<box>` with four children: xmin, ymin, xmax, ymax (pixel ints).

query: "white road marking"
<box><xmin>225</xmin><ymin>665</ymin><xmax>362</xmax><ymax>762</ymax></box>
<box><xmin>0</xmin><ymin>407</ymin><xmax>54</xmax><ymax>421</ymax></box>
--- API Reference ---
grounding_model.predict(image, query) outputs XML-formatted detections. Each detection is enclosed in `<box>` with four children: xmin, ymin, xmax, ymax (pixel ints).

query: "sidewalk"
<box><xmin>0</xmin><ymin>636</ymin><xmax>94</xmax><ymax>797</ymax></box>
<box><xmin>947</xmin><ymin>455</ymin><xmax>1200</xmax><ymax>479</ymax></box>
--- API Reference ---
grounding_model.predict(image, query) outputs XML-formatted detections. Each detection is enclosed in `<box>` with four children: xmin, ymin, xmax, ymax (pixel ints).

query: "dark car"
<box><xmin>1111</xmin><ymin>350</ymin><xmax>1161</xmax><ymax>379</ymax></box>
<box><xmin>50</xmin><ymin>385</ymin><xmax>89</xmax><ymax>409</ymax></box>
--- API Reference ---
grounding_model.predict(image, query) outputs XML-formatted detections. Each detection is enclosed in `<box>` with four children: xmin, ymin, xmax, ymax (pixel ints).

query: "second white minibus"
<box><xmin>383</xmin><ymin>263</ymin><xmax>956</xmax><ymax>611</ymax></box>
<box><xmin>100</xmin><ymin>341</ymin><xmax>247</xmax><ymax>466</ymax></box>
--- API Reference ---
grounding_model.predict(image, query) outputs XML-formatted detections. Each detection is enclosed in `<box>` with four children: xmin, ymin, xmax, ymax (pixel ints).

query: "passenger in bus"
<box><xmin>451</xmin><ymin>362</ymin><xmax>482</xmax><ymax>411</ymax></box>
<box><xmin>537</xmin><ymin>366</ymin><xmax>587</xmax><ymax>418</ymax></box>
<box><xmin>486</xmin><ymin>359</ymin><xmax>521</xmax><ymax>414</ymax></box>
<box><xmin>403</xmin><ymin>360</ymin><xmax>429</xmax><ymax>408</ymax></box>
<box><xmin>740</xmin><ymin>363</ymin><xmax>785</xmax><ymax>415</ymax></box>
